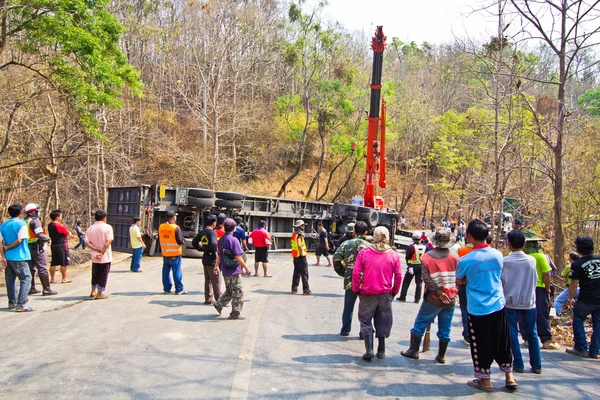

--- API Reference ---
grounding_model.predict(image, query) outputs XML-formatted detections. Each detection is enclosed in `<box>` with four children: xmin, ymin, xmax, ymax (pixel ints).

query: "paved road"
<box><xmin>0</xmin><ymin>252</ymin><xmax>597</xmax><ymax>399</ymax></box>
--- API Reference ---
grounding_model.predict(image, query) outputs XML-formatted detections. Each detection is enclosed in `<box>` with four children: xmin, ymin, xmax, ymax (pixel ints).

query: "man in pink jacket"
<box><xmin>353</xmin><ymin>226</ymin><xmax>403</xmax><ymax>361</ymax></box>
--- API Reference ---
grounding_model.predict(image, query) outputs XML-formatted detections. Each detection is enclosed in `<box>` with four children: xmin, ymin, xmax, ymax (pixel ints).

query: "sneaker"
<box><xmin>340</xmin><ymin>332</ymin><xmax>350</xmax><ymax>337</ymax></box>
<box><xmin>162</xmin><ymin>291</ymin><xmax>172</xmax><ymax>294</ymax></box>
<box><xmin>203</xmin><ymin>300</ymin><xmax>212</xmax><ymax>305</ymax></box>
<box><xmin>460</xmin><ymin>338</ymin><xmax>470</xmax><ymax>346</ymax></box>
<box><xmin>532</xmin><ymin>369</ymin><xmax>542</xmax><ymax>374</ymax></box>
<box><xmin>228</xmin><ymin>315</ymin><xmax>246</xmax><ymax>320</ymax></box>
<box><xmin>542</xmin><ymin>341</ymin><xmax>559</xmax><ymax>350</ymax></box>
<box><xmin>8</xmin><ymin>304</ymin><xmax>16</xmax><ymax>310</ymax></box>
<box><xmin>397</xmin><ymin>297</ymin><xmax>406</xmax><ymax>302</ymax></box>
<box><xmin>513</xmin><ymin>367</ymin><xmax>524</xmax><ymax>373</ymax></box>
<box><xmin>303</xmin><ymin>291</ymin><xmax>312</xmax><ymax>295</ymax></box>
<box><xmin>291</xmin><ymin>290</ymin><xmax>298</xmax><ymax>294</ymax></box>
<box><xmin>589</xmin><ymin>353</ymin><xmax>599</xmax><ymax>359</ymax></box>
<box><xmin>565</xmin><ymin>347</ymin><xmax>588</xmax><ymax>357</ymax></box>
<box><xmin>42</xmin><ymin>289</ymin><xmax>58</xmax><ymax>296</ymax></box>
<box><xmin>176</xmin><ymin>290</ymin><xmax>188</xmax><ymax>295</ymax></box>
<box><xmin>29</xmin><ymin>288</ymin><xmax>41</xmax><ymax>295</ymax></box>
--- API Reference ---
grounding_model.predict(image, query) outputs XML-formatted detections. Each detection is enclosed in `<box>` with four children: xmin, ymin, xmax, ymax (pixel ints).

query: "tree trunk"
<box><xmin>306</xmin><ymin>126</ymin><xmax>325</xmax><ymax>199</ymax></box>
<box><xmin>318</xmin><ymin>154</ymin><xmax>348</xmax><ymax>201</ymax></box>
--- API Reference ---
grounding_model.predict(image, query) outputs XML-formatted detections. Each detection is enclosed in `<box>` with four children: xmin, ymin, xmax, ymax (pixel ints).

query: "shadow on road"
<box><xmin>35</xmin><ymin>296</ymin><xmax>91</xmax><ymax>302</ymax></box>
<box><xmin>282</xmin><ymin>333</ymin><xmax>344</xmax><ymax>342</ymax></box>
<box><xmin>367</xmin><ymin>382</ymin><xmax>475</xmax><ymax>397</ymax></box>
<box><xmin>149</xmin><ymin>299</ymin><xmax>206</xmax><ymax>308</ymax></box>
<box><xmin>160</xmin><ymin>313</ymin><xmax>221</xmax><ymax>322</ymax></box>
<box><xmin>112</xmin><ymin>291</ymin><xmax>162</xmax><ymax>297</ymax></box>
<box><xmin>292</xmin><ymin>353</ymin><xmax>358</xmax><ymax>364</ymax></box>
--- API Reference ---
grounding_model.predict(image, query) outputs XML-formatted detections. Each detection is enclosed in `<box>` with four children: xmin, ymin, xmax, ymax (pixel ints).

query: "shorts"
<box><xmin>316</xmin><ymin>247</ymin><xmax>328</xmax><ymax>257</ymax></box>
<box><xmin>255</xmin><ymin>247</ymin><xmax>269</xmax><ymax>263</ymax></box>
<box><xmin>51</xmin><ymin>245</ymin><xmax>71</xmax><ymax>266</ymax></box>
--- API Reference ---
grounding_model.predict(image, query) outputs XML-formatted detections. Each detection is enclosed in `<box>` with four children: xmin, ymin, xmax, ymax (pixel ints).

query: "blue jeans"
<box><xmin>554</xmin><ymin>287</ymin><xmax>579</xmax><ymax>315</ymax></box>
<box><xmin>506</xmin><ymin>308</ymin><xmax>542</xmax><ymax>371</ymax></box>
<box><xmin>5</xmin><ymin>260</ymin><xmax>32</xmax><ymax>308</ymax></box>
<box><xmin>162</xmin><ymin>256</ymin><xmax>184</xmax><ymax>293</ymax></box>
<box><xmin>341</xmin><ymin>289</ymin><xmax>358</xmax><ymax>335</ymax></box>
<box><xmin>572</xmin><ymin>301</ymin><xmax>600</xmax><ymax>357</ymax></box>
<box><xmin>410</xmin><ymin>299</ymin><xmax>455</xmax><ymax>342</ymax></box>
<box><xmin>130</xmin><ymin>247</ymin><xmax>143</xmax><ymax>271</ymax></box>
<box><xmin>74</xmin><ymin>235</ymin><xmax>86</xmax><ymax>250</ymax></box>
<box><xmin>458</xmin><ymin>285</ymin><xmax>469</xmax><ymax>342</ymax></box>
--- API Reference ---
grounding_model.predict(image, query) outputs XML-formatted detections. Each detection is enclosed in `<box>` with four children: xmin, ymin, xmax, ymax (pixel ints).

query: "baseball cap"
<box><xmin>412</xmin><ymin>230</ymin><xmax>422</xmax><ymax>239</ymax></box>
<box><xmin>166</xmin><ymin>210</ymin><xmax>178</xmax><ymax>219</ymax></box>
<box><xmin>224</xmin><ymin>218</ymin><xmax>237</xmax><ymax>230</ymax></box>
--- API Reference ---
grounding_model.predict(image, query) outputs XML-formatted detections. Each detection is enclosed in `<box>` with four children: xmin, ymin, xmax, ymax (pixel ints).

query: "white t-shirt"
<box><xmin>130</xmin><ymin>225</ymin><xmax>143</xmax><ymax>249</ymax></box>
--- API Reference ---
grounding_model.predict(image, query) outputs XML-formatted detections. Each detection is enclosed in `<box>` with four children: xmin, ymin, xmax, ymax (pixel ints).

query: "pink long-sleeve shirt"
<box><xmin>352</xmin><ymin>247</ymin><xmax>403</xmax><ymax>295</ymax></box>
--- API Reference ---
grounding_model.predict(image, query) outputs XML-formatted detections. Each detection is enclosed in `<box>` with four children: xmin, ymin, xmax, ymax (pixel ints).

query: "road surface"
<box><xmin>0</xmin><ymin>252</ymin><xmax>597</xmax><ymax>399</ymax></box>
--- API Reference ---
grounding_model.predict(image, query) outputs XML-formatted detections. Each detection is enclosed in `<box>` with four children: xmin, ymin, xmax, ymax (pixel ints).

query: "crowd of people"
<box><xmin>1</xmin><ymin>203</ymin><xmax>598</xmax><ymax>393</ymax></box>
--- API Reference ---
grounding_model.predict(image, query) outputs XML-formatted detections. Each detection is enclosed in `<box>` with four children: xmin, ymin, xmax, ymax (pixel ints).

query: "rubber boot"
<box><xmin>29</xmin><ymin>277</ymin><xmax>41</xmax><ymax>295</ymax></box>
<box><xmin>362</xmin><ymin>333</ymin><xmax>374</xmax><ymax>361</ymax></box>
<box><xmin>376</xmin><ymin>337</ymin><xmax>386</xmax><ymax>359</ymax></box>
<box><xmin>401</xmin><ymin>333</ymin><xmax>422</xmax><ymax>359</ymax></box>
<box><xmin>435</xmin><ymin>340</ymin><xmax>449</xmax><ymax>364</ymax></box>
<box><xmin>41</xmin><ymin>275</ymin><xmax>57</xmax><ymax>296</ymax></box>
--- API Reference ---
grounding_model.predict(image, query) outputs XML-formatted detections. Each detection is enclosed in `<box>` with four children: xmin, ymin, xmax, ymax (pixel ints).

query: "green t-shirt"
<box><xmin>562</xmin><ymin>262</ymin><xmax>571</xmax><ymax>285</ymax></box>
<box><xmin>530</xmin><ymin>252</ymin><xmax>551</xmax><ymax>288</ymax></box>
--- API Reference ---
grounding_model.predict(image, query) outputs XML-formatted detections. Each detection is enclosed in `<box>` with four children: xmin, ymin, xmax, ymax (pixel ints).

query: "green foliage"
<box><xmin>578</xmin><ymin>88</ymin><xmax>600</xmax><ymax>116</ymax></box>
<box><xmin>5</xmin><ymin>0</ymin><xmax>143</xmax><ymax>138</ymax></box>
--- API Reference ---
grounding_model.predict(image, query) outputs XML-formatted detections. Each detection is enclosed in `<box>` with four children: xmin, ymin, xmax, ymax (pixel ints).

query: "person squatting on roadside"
<box><xmin>129</xmin><ymin>217</ymin><xmax>146</xmax><ymax>272</ymax></box>
<box><xmin>554</xmin><ymin>252</ymin><xmax>580</xmax><ymax>315</ymax></box>
<box><xmin>0</xmin><ymin>204</ymin><xmax>34</xmax><ymax>312</ymax></box>
<box><xmin>291</xmin><ymin>220</ymin><xmax>310</xmax><ymax>295</ymax></box>
<box><xmin>398</xmin><ymin>231</ymin><xmax>428</xmax><ymax>303</ymax></box>
<box><xmin>85</xmin><ymin>210</ymin><xmax>114</xmax><ymax>300</ymax></box>
<box><xmin>248</xmin><ymin>220</ymin><xmax>272</xmax><ymax>277</ymax></box>
<box><xmin>193</xmin><ymin>214</ymin><xmax>221</xmax><ymax>304</ymax></box>
<box><xmin>48</xmin><ymin>209</ymin><xmax>72</xmax><ymax>283</ymax></box>
<box><xmin>158</xmin><ymin>210</ymin><xmax>186</xmax><ymax>295</ymax></box>
<box><xmin>566</xmin><ymin>235</ymin><xmax>600</xmax><ymax>359</ymax></box>
<box><xmin>401</xmin><ymin>228</ymin><xmax>458</xmax><ymax>364</ymax></box>
<box><xmin>353</xmin><ymin>226</ymin><xmax>402</xmax><ymax>361</ymax></box>
<box><xmin>501</xmin><ymin>230</ymin><xmax>543</xmax><ymax>374</ymax></box>
<box><xmin>457</xmin><ymin>219</ymin><xmax>516</xmax><ymax>393</ymax></box>
<box><xmin>333</xmin><ymin>221</ymin><xmax>370</xmax><ymax>337</ymax></box>
<box><xmin>23</xmin><ymin>203</ymin><xmax>57</xmax><ymax>295</ymax></box>
<box><xmin>212</xmin><ymin>218</ymin><xmax>251</xmax><ymax>320</ymax></box>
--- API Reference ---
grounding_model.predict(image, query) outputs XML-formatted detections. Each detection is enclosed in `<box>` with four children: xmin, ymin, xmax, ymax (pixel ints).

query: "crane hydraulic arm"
<box><xmin>363</xmin><ymin>26</ymin><xmax>387</xmax><ymax>210</ymax></box>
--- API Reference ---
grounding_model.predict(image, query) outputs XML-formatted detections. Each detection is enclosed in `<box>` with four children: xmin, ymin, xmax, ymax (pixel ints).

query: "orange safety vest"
<box><xmin>458</xmin><ymin>246</ymin><xmax>474</xmax><ymax>258</ymax></box>
<box><xmin>408</xmin><ymin>244</ymin><xmax>427</xmax><ymax>264</ymax></box>
<box><xmin>291</xmin><ymin>233</ymin><xmax>307</xmax><ymax>258</ymax></box>
<box><xmin>159</xmin><ymin>223</ymin><xmax>182</xmax><ymax>257</ymax></box>
<box><xmin>25</xmin><ymin>217</ymin><xmax>45</xmax><ymax>243</ymax></box>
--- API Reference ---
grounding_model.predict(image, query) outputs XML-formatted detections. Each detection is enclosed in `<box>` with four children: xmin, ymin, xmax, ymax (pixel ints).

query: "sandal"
<box><xmin>94</xmin><ymin>295</ymin><xmax>108</xmax><ymax>300</ymax></box>
<box><xmin>16</xmin><ymin>306</ymin><xmax>35</xmax><ymax>313</ymax></box>
<box><xmin>505</xmin><ymin>380</ymin><xmax>518</xmax><ymax>391</ymax></box>
<box><xmin>264</xmin><ymin>275</ymin><xmax>272</xmax><ymax>278</ymax></box>
<box><xmin>61</xmin><ymin>280</ymin><xmax>73</xmax><ymax>284</ymax></box>
<box><xmin>467</xmin><ymin>379</ymin><xmax>493</xmax><ymax>392</ymax></box>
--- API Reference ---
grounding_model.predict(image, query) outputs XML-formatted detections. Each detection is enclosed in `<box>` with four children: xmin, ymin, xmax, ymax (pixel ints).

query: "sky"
<box><xmin>323</xmin><ymin>0</ymin><xmax>499</xmax><ymax>45</ymax></box>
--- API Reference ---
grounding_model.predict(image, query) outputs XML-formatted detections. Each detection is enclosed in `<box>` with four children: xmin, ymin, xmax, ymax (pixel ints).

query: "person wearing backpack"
<box><xmin>213</xmin><ymin>218</ymin><xmax>251</xmax><ymax>320</ymax></box>
<box><xmin>193</xmin><ymin>214</ymin><xmax>220</xmax><ymax>304</ymax></box>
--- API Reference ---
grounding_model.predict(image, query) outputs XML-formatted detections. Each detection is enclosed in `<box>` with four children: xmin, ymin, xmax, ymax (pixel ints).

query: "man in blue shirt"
<box><xmin>0</xmin><ymin>204</ymin><xmax>34</xmax><ymax>312</ymax></box>
<box><xmin>457</xmin><ymin>219</ymin><xmax>515</xmax><ymax>392</ymax></box>
<box><xmin>233</xmin><ymin>217</ymin><xmax>250</xmax><ymax>262</ymax></box>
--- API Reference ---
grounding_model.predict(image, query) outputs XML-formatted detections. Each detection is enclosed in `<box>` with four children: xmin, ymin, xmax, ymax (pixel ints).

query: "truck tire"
<box><xmin>188</xmin><ymin>188</ymin><xmax>214</xmax><ymax>198</ymax></box>
<box><xmin>347</xmin><ymin>205</ymin><xmax>358</xmax><ymax>212</ymax></box>
<box><xmin>358</xmin><ymin>206</ymin><xmax>372</xmax><ymax>214</ymax></box>
<box><xmin>187</xmin><ymin>197</ymin><xmax>214</xmax><ymax>207</ymax></box>
<box><xmin>215</xmin><ymin>199</ymin><xmax>243</xmax><ymax>209</ymax></box>
<box><xmin>358</xmin><ymin>209</ymin><xmax>379</xmax><ymax>228</ymax></box>
<box><xmin>346</xmin><ymin>211</ymin><xmax>358</xmax><ymax>218</ymax></box>
<box><xmin>215</xmin><ymin>191</ymin><xmax>244</xmax><ymax>201</ymax></box>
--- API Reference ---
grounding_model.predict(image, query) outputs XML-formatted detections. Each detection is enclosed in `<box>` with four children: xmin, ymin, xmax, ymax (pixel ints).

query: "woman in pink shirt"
<box><xmin>352</xmin><ymin>226</ymin><xmax>402</xmax><ymax>361</ymax></box>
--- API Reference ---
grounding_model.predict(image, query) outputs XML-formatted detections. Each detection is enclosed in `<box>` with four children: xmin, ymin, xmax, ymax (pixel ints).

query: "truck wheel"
<box><xmin>346</xmin><ymin>211</ymin><xmax>358</xmax><ymax>218</ymax></box>
<box><xmin>358</xmin><ymin>206</ymin><xmax>372</xmax><ymax>214</ymax></box>
<box><xmin>215</xmin><ymin>191</ymin><xmax>244</xmax><ymax>201</ymax></box>
<box><xmin>358</xmin><ymin>209</ymin><xmax>379</xmax><ymax>228</ymax></box>
<box><xmin>347</xmin><ymin>205</ymin><xmax>358</xmax><ymax>212</ymax></box>
<box><xmin>188</xmin><ymin>188</ymin><xmax>214</xmax><ymax>198</ymax></box>
<box><xmin>215</xmin><ymin>199</ymin><xmax>243</xmax><ymax>209</ymax></box>
<box><xmin>187</xmin><ymin>197</ymin><xmax>214</xmax><ymax>207</ymax></box>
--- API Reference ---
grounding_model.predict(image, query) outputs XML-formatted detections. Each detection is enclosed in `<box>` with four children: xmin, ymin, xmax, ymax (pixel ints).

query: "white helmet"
<box><xmin>24</xmin><ymin>203</ymin><xmax>41</xmax><ymax>214</ymax></box>
<box><xmin>412</xmin><ymin>231</ymin><xmax>422</xmax><ymax>239</ymax></box>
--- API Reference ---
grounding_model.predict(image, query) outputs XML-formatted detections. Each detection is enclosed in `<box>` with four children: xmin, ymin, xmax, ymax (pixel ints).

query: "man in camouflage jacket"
<box><xmin>333</xmin><ymin>221</ymin><xmax>371</xmax><ymax>337</ymax></box>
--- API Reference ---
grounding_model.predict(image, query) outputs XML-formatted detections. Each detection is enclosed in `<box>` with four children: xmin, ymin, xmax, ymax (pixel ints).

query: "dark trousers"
<box><xmin>91</xmin><ymin>262</ymin><xmax>111</xmax><ymax>291</ymax></box>
<box><xmin>468</xmin><ymin>308</ymin><xmax>513</xmax><ymax>379</ymax></box>
<box><xmin>292</xmin><ymin>256</ymin><xmax>309</xmax><ymax>293</ymax></box>
<box><xmin>341</xmin><ymin>289</ymin><xmax>359</xmax><ymax>335</ymax></box>
<box><xmin>358</xmin><ymin>293</ymin><xmax>394</xmax><ymax>338</ymax></box>
<box><xmin>202</xmin><ymin>260</ymin><xmax>220</xmax><ymax>302</ymax></box>
<box><xmin>74</xmin><ymin>235</ymin><xmax>86</xmax><ymax>250</ymax></box>
<box><xmin>28</xmin><ymin>243</ymin><xmax>49</xmax><ymax>289</ymax></box>
<box><xmin>458</xmin><ymin>285</ymin><xmax>469</xmax><ymax>342</ymax></box>
<box><xmin>535</xmin><ymin>287</ymin><xmax>552</xmax><ymax>342</ymax></box>
<box><xmin>399</xmin><ymin>263</ymin><xmax>422</xmax><ymax>301</ymax></box>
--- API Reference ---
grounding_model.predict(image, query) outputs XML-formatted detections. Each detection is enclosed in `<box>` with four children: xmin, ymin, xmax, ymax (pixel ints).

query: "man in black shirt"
<box><xmin>193</xmin><ymin>215</ymin><xmax>220</xmax><ymax>304</ymax></box>
<box><xmin>315</xmin><ymin>222</ymin><xmax>332</xmax><ymax>267</ymax></box>
<box><xmin>566</xmin><ymin>235</ymin><xmax>600</xmax><ymax>359</ymax></box>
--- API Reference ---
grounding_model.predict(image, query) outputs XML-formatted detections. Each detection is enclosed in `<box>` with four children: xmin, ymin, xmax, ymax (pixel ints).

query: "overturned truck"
<box><xmin>107</xmin><ymin>185</ymin><xmax>411</xmax><ymax>257</ymax></box>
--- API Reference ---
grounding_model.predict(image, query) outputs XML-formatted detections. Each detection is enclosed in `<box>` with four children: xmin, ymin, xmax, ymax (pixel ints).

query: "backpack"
<box><xmin>222</xmin><ymin>248</ymin><xmax>239</xmax><ymax>269</ymax></box>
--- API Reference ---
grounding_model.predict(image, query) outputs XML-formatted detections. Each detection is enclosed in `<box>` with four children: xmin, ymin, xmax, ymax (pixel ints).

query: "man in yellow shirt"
<box><xmin>129</xmin><ymin>217</ymin><xmax>146</xmax><ymax>272</ymax></box>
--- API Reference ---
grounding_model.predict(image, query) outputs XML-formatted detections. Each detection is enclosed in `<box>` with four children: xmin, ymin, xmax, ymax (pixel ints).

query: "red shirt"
<box><xmin>249</xmin><ymin>228</ymin><xmax>271</xmax><ymax>248</ymax></box>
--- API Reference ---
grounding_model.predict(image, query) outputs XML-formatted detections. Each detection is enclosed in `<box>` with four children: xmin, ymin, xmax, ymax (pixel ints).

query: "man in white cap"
<box><xmin>291</xmin><ymin>220</ymin><xmax>310</xmax><ymax>295</ymax></box>
<box><xmin>398</xmin><ymin>231</ymin><xmax>429</xmax><ymax>303</ymax></box>
<box><xmin>23</xmin><ymin>203</ymin><xmax>57</xmax><ymax>296</ymax></box>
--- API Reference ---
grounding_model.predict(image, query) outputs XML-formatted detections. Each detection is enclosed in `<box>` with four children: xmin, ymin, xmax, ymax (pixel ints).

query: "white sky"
<box><xmin>323</xmin><ymin>0</ymin><xmax>499</xmax><ymax>44</ymax></box>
